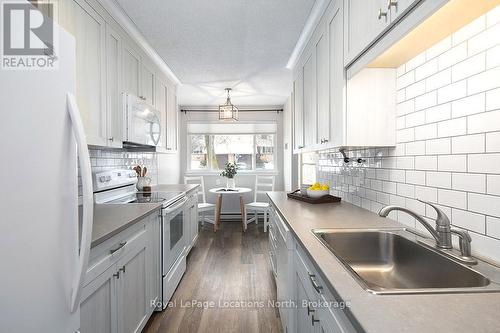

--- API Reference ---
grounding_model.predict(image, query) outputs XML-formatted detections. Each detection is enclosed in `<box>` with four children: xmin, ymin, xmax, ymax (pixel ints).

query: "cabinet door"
<box><xmin>141</xmin><ymin>63</ymin><xmax>155</xmax><ymax>106</ymax></box>
<box><xmin>293</xmin><ymin>71</ymin><xmax>304</xmax><ymax>150</ymax></box>
<box><xmin>295</xmin><ymin>273</ymin><xmax>315</xmax><ymax>333</ymax></box>
<box><xmin>105</xmin><ymin>24</ymin><xmax>123</xmax><ymax>148</ymax></box>
<box><xmin>156</xmin><ymin>79</ymin><xmax>168</xmax><ymax>150</ymax></box>
<box><xmin>122</xmin><ymin>43</ymin><xmax>141</xmax><ymax>96</ymax></box>
<box><xmin>147</xmin><ymin>214</ymin><xmax>162</xmax><ymax>311</ymax></box>
<box><xmin>80</xmin><ymin>265</ymin><xmax>118</xmax><ymax>333</ymax></box>
<box><xmin>303</xmin><ymin>51</ymin><xmax>317</xmax><ymax>147</ymax></box>
<box><xmin>328</xmin><ymin>0</ymin><xmax>345</xmax><ymax>147</ymax></box>
<box><xmin>190</xmin><ymin>195</ymin><xmax>199</xmax><ymax>246</ymax></box>
<box><xmin>70</xmin><ymin>0</ymin><xmax>107</xmax><ymax>146</ymax></box>
<box><xmin>117</xmin><ymin>231</ymin><xmax>149</xmax><ymax>333</ymax></box>
<box><xmin>166</xmin><ymin>88</ymin><xmax>178</xmax><ymax>152</ymax></box>
<box><xmin>344</xmin><ymin>0</ymin><xmax>389</xmax><ymax>65</ymax></box>
<box><xmin>316</xmin><ymin>29</ymin><xmax>329</xmax><ymax>145</ymax></box>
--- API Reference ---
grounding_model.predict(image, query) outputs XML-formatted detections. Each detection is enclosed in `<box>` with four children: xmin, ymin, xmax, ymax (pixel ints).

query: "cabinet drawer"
<box><xmin>85</xmin><ymin>219</ymin><xmax>149</xmax><ymax>287</ymax></box>
<box><xmin>295</xmin><ymin>242</ymin><xmax>356</xmax><ymax>333</ymax></box>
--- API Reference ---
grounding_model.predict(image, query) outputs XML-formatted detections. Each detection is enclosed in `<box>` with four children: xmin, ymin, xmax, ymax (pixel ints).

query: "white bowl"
<box><xmin>307</xmin><ymin>189</ymin><xmax>329</xmax><ymax>198</ymax></box>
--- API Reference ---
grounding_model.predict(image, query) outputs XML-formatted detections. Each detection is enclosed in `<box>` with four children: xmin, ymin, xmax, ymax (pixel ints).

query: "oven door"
<box><xmin>162</xmin><ymin>197</ymin><xmax>187</xmax><ymax>276</ymax></box>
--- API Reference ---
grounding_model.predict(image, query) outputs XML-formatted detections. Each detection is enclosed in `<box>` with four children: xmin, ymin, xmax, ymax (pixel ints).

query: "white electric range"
<box><xmin>93</xmin><ymin>169</ymin><xmax>188</xmax><ymax>310</ymax></box>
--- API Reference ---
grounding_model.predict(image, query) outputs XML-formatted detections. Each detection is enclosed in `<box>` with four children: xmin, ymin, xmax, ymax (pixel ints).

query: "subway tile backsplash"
<box><xmin>316</xmin><ymin>8</ymin><xmax>500</xmax><ymax>263</ymax></box>
<box><xmin>78</xmin><ymin>148</ymin><xmax>158</xmax><ymax>196</ymax></box>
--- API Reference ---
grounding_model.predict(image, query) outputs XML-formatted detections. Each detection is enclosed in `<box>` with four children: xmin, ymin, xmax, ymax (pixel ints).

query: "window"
<box><xmin>189</xmin><ymin>133</ymin><xmax>276</xmax><ymax>171</ymax></box>
<box><xmin>301</xmin><ymin>152</ymin><xmax>316</xmax><ymax>185</ymax></box>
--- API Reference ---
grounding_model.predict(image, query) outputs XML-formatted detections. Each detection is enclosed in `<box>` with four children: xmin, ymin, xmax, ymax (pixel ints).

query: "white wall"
<box><xmin>179</xmin><ymin>108</ymin><xmax>284</xmax><ymax>215</ymax></box>
<box><xmin>316</xmin><ymin>8</ymin><xmax>500</xmax><ymax>263</ymax></box>
<box><xmin>157</xmin><ymin>153</ymin><xmax>181</xmax><ymax>184</ymax></box>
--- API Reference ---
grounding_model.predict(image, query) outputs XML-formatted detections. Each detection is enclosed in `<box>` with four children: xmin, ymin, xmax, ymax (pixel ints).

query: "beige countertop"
<box><xmin>91</xmin><ymin>184</ymin><xmax>199</xmax><ymax>248</ymax></box>
<box><xmin>267</xmin><ymin>191</ymin><xmax>500</xmax><ymax>333</ymax></box>
<box><xmin>91</xmin><ymin>203</ymin><xmax>162</xmax><ymax>248</ymax></box>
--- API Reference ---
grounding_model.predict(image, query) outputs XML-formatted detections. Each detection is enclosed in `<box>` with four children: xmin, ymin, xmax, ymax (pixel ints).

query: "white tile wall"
<box><xmin>78</xmin><ymin>148</ymin><xmax>158</xmax><ymax>196</ymax></box>
<box><xmin>316</xmin><ymin>8</ymin><xmax>500</xmax><ymax>263</ymax></box>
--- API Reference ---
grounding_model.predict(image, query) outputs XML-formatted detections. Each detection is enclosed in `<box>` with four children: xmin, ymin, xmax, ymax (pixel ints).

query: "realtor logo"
<box><xmin>1</xmin><ymin>1</ymin><xmax>58</xmax><ymax>70</ymax></box>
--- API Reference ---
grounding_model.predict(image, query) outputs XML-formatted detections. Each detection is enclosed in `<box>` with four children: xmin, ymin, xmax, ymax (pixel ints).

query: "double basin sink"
<box><xmin>312</xmin><ymin>228</ymin><xmax>500</xmax><ymax>294</ymax></box>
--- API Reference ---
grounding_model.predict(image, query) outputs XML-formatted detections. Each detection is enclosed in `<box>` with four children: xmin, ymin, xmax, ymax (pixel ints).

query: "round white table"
<box><xmin>208</xmin><ymin>187</ymin><xmax>252</xmax><ymax>232</ymax></box>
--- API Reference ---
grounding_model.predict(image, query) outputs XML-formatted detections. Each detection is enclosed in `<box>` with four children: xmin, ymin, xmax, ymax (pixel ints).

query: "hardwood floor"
<box><xmin>143</xmin><ymin>221</ymin><xmax>283</xmax><ymax>333</ymax></box>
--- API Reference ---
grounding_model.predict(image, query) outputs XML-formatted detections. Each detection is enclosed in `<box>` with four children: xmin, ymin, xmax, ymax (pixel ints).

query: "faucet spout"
<box><xmin>379</xmin><ymin>205</ymin><xmax>442</xmax><ymax>245</ymax></box>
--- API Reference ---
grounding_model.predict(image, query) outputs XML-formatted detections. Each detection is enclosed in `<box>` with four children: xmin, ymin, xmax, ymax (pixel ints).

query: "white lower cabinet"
<box><xmin>186</xmin><ymin>192</ymin><xmax>199</xmax><ymax>253</ymax></box>
<box><xmin>81</xmin><ymin>211</ymin><xmax>161</xmax><ymax>333</ymax></box>
<box><xmin>80</xmin><ymin>264</ymin><xmax>117</xmax><ymax>333</ymax></box>
<box><xmin>269</xmin><ymin>203</ymin><xmax>356</xmax><ymax>333</ymax></box>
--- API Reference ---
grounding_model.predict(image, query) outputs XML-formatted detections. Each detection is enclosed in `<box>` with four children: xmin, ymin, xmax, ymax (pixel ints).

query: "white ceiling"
<box><xmin>116</xmin><ymin>0</ymin><xmax>315</xmax><ymax>106</ymax></box>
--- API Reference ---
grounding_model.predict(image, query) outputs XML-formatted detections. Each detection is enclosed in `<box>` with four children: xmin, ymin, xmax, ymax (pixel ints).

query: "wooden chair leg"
<box><xmin>240</xmin><ymin>196</ymin><xmax>246</xmax><ymax>232</ymax></box>
<box><xmin>214</xmin><ymin>194</ymin><xmax>222</xmax><ymax>232</ymax></box>
<box><xmin>254</xmin><ymin>211</ymin><xmax>258</xmax><ymax>224</ymax></box>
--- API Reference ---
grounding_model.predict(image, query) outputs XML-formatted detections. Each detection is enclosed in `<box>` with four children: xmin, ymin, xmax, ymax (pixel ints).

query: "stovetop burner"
<box><xmin>107</xmin><ymin>191</ymin><xmax>184</xmax><ymax>206</ymax></box>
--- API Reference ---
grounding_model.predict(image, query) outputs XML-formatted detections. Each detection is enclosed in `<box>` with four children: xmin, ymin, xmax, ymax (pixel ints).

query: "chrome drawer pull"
<box><xmin>308</xmin><ymin>273</ymin><xmax>323</xmax><ymax>293</ymax></box>
<box><xmin>307</xmin><ymin>304</ymin><xmax>315</xmax><ymax>316</ymax></box>
<box><xmin>311</xmin><ymin>315</ymin><xmax>320</xmax><ymax>326</ymax></box>
<box><xmin>110</xmin><ymin>241</ymin><xmax>127</xmax><ymax>254</ymax></box>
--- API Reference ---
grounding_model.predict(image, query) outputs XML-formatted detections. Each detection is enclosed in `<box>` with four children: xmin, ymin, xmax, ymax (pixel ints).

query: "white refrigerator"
<box><xmin>0</xmin><ymin>22</ymin><xmax>93</xmax><ymax>333</ymax></box>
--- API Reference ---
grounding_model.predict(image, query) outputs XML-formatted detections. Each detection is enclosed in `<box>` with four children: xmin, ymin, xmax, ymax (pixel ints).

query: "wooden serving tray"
<box><xmin>287</xmin><ymin>189</ymin><xmax>341</xmax><ymax>204</ymax></box>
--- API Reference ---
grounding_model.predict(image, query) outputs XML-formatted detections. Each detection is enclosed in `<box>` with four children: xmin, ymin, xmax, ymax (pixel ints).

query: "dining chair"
<box><xmin>184</xmin><ymin>176</ymin><xmax>215</xmax><ymax>225</ymax></box>
<box><xmin>244</xmin><ymin>175</ymin><xmax>275</xmax><ymax>232</ymax></box>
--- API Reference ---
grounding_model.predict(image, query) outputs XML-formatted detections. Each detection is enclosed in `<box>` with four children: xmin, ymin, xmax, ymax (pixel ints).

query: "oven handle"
<box><xmin>162</xmin><ymin>197</ymin><xmax>187</xmax><ymax>214</ymax></box>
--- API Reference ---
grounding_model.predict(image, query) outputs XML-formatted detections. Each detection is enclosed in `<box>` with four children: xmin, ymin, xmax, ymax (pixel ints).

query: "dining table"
<box><xmin>208</xmin><ymin>187</ymin><xmax>252</xmax><ymax>232</ymax></box>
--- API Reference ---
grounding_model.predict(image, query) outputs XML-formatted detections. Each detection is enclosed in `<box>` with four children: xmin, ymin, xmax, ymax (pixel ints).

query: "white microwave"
<box><xmin>123</xmin><ymin>93</ymin><xmax>161</xmax><ymax>149</ymax></box>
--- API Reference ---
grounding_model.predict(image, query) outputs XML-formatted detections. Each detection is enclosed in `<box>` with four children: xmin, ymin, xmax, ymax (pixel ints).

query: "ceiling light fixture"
<box><xmin>218</xmin><ymin>88</ymin><xmax>238</xmax><ymax>121</ymax></box>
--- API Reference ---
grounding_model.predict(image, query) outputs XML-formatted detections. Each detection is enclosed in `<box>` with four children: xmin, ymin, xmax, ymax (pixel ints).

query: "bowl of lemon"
<box><xmin>307</xmin><ymin>183</ymin><xmax>330</xmax><ymax>198</ymax></box>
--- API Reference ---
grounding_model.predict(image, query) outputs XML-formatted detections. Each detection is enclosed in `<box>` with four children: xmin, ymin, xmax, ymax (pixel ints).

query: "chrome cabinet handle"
<box><xmin>110</xmin><ymin>241</ymin><xmax>127</xmax><ymax>254</ymax></box>
<box><xmin>139</xmin><ymin>96</ymin><xmax>146</xmax><ymax>100</ymax></box>
<box><xmin>298</xmin><ymin>145</ymin><xmax>304</xmax><ymax>149</ymax></box>
<box><xmin>307</xmin><ymin>304</ymin><xmax>315</xmax><ymax>316</ymax></box>
<box><xmin>308</xmin><ymin>273</ymin><xmax>323</xmax><ymax>293</ymax></box>
<box><xmin>378</xmin><ymin>8</ymin><xmax>388</xmax><ymax>20</ymax></box>
<box><xmin>119</xmin><ymin>266</ymin><xmax>126</xmax><ymax>273</ymax></box>
<box><xmin>387</xmin><ymin>0</ymin><xmax>398</xmax><ymax>9</ymax></box>
<box><xmin>108</xmin><ymin>137</ymin><xmax>114</xmax><ymax>142</ymax></box>
<box><xmin>311</xmin><ymin>315</ymin><xmax>320</xmax><ymax>326</ymax></box>
<box><xmin>113</xmin><ymin>271</ymin><xmax>120</xmax><ymax>279</ymax></box>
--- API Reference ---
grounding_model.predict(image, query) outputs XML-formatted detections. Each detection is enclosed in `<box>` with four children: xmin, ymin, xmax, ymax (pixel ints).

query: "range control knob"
<box><xmin>105</xmin><ymin>176</ymin><xmax>111</xmax><ymax>182</ymax></box>
<box><xmin>99</xmin><ymin>176</ymin><xmax>106</xmax><ymax>183</ymax></box>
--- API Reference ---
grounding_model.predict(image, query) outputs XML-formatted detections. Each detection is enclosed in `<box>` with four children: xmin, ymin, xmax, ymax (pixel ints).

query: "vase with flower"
<box><xmin>220</xmin><ymin>162</ymin><xmax>237</xmax><ymax>189</ymax></box>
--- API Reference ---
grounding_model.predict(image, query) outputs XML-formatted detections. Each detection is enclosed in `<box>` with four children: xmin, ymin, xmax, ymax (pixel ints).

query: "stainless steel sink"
<box><xmin>312</xmin><ymin>228</ymin><xmax>500</xmax><ymax>294</ymax></box>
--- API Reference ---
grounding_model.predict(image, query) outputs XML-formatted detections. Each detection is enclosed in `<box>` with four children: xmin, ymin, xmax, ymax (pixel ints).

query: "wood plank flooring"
<box><xmin>143</xmin><ymin>221</ymin><xmax>283</xmax><ymax>333</ymax></box>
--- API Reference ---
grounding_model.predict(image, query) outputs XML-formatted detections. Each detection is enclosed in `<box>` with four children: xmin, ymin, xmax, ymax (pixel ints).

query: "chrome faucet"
<box><xmin>379</xmin><ymin>200</ymin><xmax>474</xmax><ymax>263</ymax></box>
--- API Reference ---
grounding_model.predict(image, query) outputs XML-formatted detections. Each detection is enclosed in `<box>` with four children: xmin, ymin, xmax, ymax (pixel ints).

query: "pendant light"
<box><xmin>218</xmin><ymin>88</ymin><xmax>239</xmax><ymax>121</ymax></box>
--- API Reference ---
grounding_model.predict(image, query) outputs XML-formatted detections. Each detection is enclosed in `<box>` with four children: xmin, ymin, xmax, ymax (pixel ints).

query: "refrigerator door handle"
<box><xmin>67</xmin><ymin>92</ymin><xmax>93</xmax><ymax>313</ymax></box>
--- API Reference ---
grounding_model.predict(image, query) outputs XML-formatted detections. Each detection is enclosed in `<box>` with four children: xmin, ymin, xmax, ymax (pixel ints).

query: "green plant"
<box><xmin>220</xmin><ymin>162</ymin><xmax>237</xmax><ymax>179</ymax></box>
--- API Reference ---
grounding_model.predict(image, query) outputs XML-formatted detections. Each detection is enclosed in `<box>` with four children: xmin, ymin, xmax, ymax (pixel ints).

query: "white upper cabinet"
<box><xmin>105</xmin><ymin>24</ymin><xmax>123</xmax><ymax>148</ymax></box>
<box><xmin>316</xmin><ymin>30</ymin><xmax>329</xmax><ymax>145</ymax></box>
<box><xmin>155</xmin><ymin>79</ymin><xmax>168</xmax><ymax>151</ymax></box>
<box><xmin>344</xmin><ymin>0</ymin><xmax>390</xmax><ymax>65</ymax></box>
<box><xmin>327</xmin><ymin>0</ymin><xmax>345</xmax><ymax>148</ymax></box>
<box><xmin>59</xmin><ymin>0</ymin><xmax>179</xmax><ymax>149</ymax></box>
<box><xmin>293</xmin><ymin>71</ymin><xmax>304</xmax><ymax>151</ymax></box>
<box><xmin>68</xmin><ymin>0</ymin><xmax>107</xmax><ymax>147</ymax></box>
<box><xmin>122</xmin><ymin>42</ymin><xmax>141</xmax><ymax>97</ymax></box>
<box><xmin>140</xmin><ymin>61</ymin><xmax>156</xmax><ymax>106</ymax></box>
<box><xmin>303</xmin><ymin>52</ymin><xmax>317</xmax><ymax>148</ymax></box>
<box><xmin>166</xmin><ymin>87</ymin><xmax>178</xmax><ymax>152</ymax></box>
